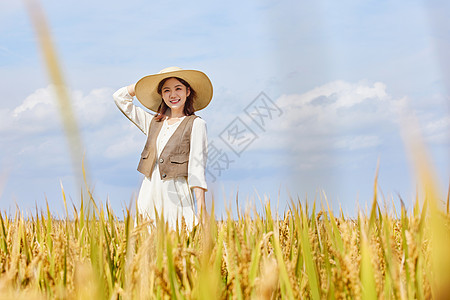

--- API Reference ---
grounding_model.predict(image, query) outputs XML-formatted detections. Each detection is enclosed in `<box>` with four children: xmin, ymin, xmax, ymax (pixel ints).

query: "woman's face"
<box><xmin>161</xmin><ymin>77</ymin><xmax>190</xmax><ymax>113</ymax></box>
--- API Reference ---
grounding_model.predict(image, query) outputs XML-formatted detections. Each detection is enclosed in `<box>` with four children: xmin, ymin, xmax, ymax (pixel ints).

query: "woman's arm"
<box><xmin>193</xmin><ymin>187</ymin><xmax>207</xmax><ymax>218</ymax></box>
<box><xmin>113</xmin><ymin>84</ymin><xmax>153</xmax><ymax>135</ymax></box>
<box><xmin>188</xmin><ymin>118</ymin><xmax>209</xmax><ymax>219</ymax></box>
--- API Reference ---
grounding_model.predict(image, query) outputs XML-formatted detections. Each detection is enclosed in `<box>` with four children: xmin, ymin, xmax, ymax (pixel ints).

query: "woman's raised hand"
<box><xmin>127</xmin><ymin>83</ymin><xmax>136</xmax><ymax>97</ymax></box>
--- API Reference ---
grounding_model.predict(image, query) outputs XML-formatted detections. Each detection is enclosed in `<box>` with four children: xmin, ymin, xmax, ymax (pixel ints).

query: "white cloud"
<box><xmin>334</xmin><ymin>135</ymin><xmax>382</xmax><ymax>151</ymax></box>
<box><xmin>12</xmin><ymin>86</ymin><xmax>54</xmax><ymax>117</ymax></box>
<box><xmin>73</xmin><ymin>88</ymin><xmax>118</xmax><ymax>127</ymax></box>
<box><xmin>104</xmin><ymin>129</ymin><xmax>144</xmax><ymax>159</ymax></box>
<box><xmin>423</xmin><ymin>116</ymin><xmax>450</xmax><ymax>144</ymax></box>
<box><xmin>9</xmin><ymin>85</ymin><xmax>118</xmax><ymax>132</ymax></box>
<box><xmin>248</xmin><ymin>80</ymin><xmax>401</xmax><ymax>157</ymax></box>
<box><xmin>277</xmin><ymin>80</ymin><xmax>397</xmax><ymax>130</ymax></box>
<box><xmin>199</xmin><ymin>79</ymin><xmax>445</xmax><ymax>177</ymax></box>
<box><xmin>207</xmin><ymin>80</ymin><xmax>440</xmax><ymax>177</ymax></box>
<box><xmin>0</xmin><ymin>85</ymin><xmax>146</xmax><ymax>179</ymax></box>
<box><xmin>197</xmin><ymin>80</ymin><xmax>402</xmax><ymax>176</ymax></box>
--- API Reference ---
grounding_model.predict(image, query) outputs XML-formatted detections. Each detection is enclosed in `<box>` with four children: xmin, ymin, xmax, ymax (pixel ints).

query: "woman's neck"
<box><xmin>167</xmin><ymin>109</ymin><xmax>186</xmax><ymax>119</ymax></box>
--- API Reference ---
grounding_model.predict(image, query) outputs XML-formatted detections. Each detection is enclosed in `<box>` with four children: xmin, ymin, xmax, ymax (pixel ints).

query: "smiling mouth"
<box><xmin>170</xmin><ymin>99</ymin><xmax>180</xmax><ymax>104</ymax></box>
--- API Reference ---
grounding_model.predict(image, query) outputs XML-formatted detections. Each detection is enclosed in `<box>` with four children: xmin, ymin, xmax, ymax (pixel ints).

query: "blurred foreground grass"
<box><xmin>0</xmin><ymin>184</ymin><xmax>449</xmax><ymax>299</ymax></box>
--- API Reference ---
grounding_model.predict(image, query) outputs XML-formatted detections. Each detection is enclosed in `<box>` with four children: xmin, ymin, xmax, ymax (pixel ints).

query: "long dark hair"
<box><xmin>154</xmin><ymin>77</ymin><xmax>197</xmax><ymax>122</ymax></box>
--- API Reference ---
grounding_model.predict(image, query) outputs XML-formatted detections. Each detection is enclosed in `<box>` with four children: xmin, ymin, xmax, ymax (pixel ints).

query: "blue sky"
<box><xmin>0</xmin><ymin>0</ymin><xmax>448</xmax><ymax>218</ymax></box>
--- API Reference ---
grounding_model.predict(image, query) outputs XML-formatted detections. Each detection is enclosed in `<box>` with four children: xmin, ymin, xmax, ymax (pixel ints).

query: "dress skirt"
<box><xmin>137</xmin><ymin>161</ymin><xmax>198</xmax><ymax>230</ymax></box>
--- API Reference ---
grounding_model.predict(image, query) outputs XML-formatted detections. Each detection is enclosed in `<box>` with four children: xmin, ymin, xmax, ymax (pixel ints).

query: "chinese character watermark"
<box><xmin>197</xmin><ymin>92</ymin><xmax>282</xmax><ymax>183</ymax></box>
<box><xmin>219</xmin><ymin>117</ymin><xmax>258</xmax><ymax>156</ymax></box>
<box><xmin>244</xmin><ymin>92</ymin><xmax>282</xmax><ymax>131</ymax></box>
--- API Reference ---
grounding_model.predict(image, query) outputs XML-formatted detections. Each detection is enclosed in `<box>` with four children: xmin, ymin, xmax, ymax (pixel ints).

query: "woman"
<box><xmin>113</xmin><ymin>66</ymin><xmax>212</xmax><ymax>230</ymax></box>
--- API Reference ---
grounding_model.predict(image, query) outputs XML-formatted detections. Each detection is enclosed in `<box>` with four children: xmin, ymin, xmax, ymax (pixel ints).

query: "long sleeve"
<box><xmin>188</xmin><ymin>117</ymin><xmax>208</xmax><ymax>191</ymax></box>
<box><xmin>113</xmin><ymin>86</ymin><xmax>154</xmax><ymax>135</ymax></box>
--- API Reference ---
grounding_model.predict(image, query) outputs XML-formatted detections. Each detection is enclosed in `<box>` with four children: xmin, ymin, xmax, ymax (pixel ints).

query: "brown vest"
<box><xmin>137</xmin><ymin>115</ymin><xmax>198</xmax><ymax>180</ymax></box>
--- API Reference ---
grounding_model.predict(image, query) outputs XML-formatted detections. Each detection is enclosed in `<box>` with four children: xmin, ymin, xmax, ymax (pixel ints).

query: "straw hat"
<box><xmin>135</xmin><ymin>66</ymin><xmax>213</xmax><ymax>112</ymax></box>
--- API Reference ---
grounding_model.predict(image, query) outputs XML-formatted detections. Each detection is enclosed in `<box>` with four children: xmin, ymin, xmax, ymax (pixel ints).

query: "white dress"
<box><xmin>113</xmin><ymin>87</ymin><xmax>208</xmax><ymax>230</ymax></box>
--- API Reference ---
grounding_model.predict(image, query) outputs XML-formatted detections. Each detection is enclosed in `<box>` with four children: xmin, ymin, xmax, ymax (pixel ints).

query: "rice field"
<box><xmin>0</xmin><ymin>182</ymin><xmax>449</xmax><ymax>300</ymax></box>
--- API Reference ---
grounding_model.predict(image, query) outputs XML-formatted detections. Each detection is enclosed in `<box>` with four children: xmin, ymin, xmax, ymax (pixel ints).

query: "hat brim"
<box><xmin>135</xmin><ymin>69</ymin><xmax>213</xmax><ymax>113</ymax></box>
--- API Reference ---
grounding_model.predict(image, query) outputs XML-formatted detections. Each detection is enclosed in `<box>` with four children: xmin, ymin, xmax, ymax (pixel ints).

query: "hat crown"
<box><xmin>158</xmin><ymin>66</ymin><xmax>182</xmax><ymax>74</ymax></box>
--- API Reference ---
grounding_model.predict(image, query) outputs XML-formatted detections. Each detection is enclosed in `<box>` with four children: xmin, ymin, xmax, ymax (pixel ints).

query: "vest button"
<box><xmin>162</xmin><ymin>173</ymin><xmax>167</xmax><ymax>178</ymax></box>
<box><xmin>159</xmin><ymin>158</ymin><xmax>164</xmax><ymax>163</ymax></box>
